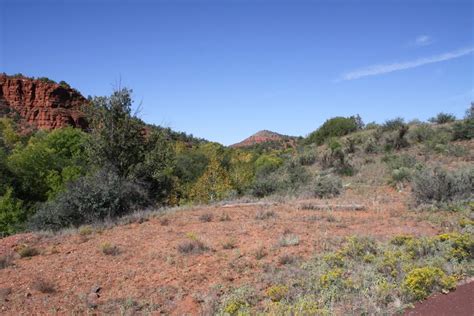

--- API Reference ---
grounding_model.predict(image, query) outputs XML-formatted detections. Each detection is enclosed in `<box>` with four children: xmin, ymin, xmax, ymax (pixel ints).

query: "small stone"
<box><xmin>86</xmin><ymin>293</ymin><xmax>99</xmax><ymax>308</ymax></box>
<box><xmin>25</xmin><ymin>292</ymin><xmax>32</xmax><ymax>298</ymax></box>
<box><xmin>90</xmin><ymin>285</ymin><xmax>101</xmax><ymax>294</ymax></box>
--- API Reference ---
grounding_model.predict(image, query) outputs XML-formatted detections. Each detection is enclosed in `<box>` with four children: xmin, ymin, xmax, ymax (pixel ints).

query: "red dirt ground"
<box><xmin>0</xmin><ymin>187</ymin><xmax>464</xmax><ymax>315</ymax></box>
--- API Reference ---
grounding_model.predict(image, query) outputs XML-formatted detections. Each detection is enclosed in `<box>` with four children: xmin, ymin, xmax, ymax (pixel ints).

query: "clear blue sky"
<box><xmin>1</xmin><ymin>0</ymin><xmax>473</xmax><ymax>145</ymax></box>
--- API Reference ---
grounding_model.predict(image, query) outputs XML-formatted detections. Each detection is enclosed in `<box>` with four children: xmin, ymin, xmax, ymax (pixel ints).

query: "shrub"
<box><xmin>436</xmin><ymin>233</ymin><xmax>473</xmax><ymax>261</ymax></box>
<box><xmin>266</xmin><ymin>285</ymin><xmax>289</xmax><ymax>302</ymax></box>
<box><xmin>298</xmin><ymin>150</ymin><xmax>317</xmax><ymax>166</ymax></box>
<box><xmin>178</xmin><ymin>238</ymin><xmax>209</xmax><ymax>254</ymax></box>
<box><xmin>452</xmin><ymin>118</ymin><xmax>474</xmax><ymax>140</ymax></box>
<box><xmin>254</xmin><ymin>154</ymin><xmax>283</xmax><ymax>176</ymax></box>
<box><xmin>383</xmin><ymin>153</ymin><xmax>417</xmax><ymax>170</ymax></box>
<box><xmin>254</xmin><ymin>246</ymin><xmax>267</xmax><ymax>260</ymax></box>
<box><xmin>278</xmin><ymin>160</ymin><xmax>311</xmax><ymax>191</ymax></box>
<box><xmin>220</xmin><ymin>286</ymin><xmax>256</xmax><ymax>315</ymax></box>
<box><xmin>199</xmin><ymin>213</ymin><xmax>213</xmax><ymax>222</ymax></box>
<box><xmin>420</xmin><ymin>127</ymin><xmax>453</xmax><ymax>154</ymax></box>
<box><xmin>219</xmin><ymin>213</ymin><xmax>231</xmax><ymax>221</ymax></box>
<box><xmin>412</xmin><ymin>167</ymin><xmax>473</xmax><ymax>206</ymax></box>
<box><xmin>320</xmin><ymin>139</ymin><xmax>355</xmax><ymax>176</ymax></box>
<box><xmin>255</xmin><ymin>210</ymin><xmax>277</xmax><ymax>220</ymax></box>
<box><xmin>279</xmin><ymin>254</ymin><xmax>297</xmax><ymax>265</ymax></box>
<box><xmin>18</xmin><ymin>245</ymin><xmax>40</xmax><ymax>258</ymax></box>
<box><xmin>382</xmin><ymin>125</ymin><xmax>409</xmax><ymax>150</ymax></box>
<box><xmin>0</xmin><ymin>253</ymin><xmax>13</xmax><ymax>269</ymax></box>
<box><xmin>222</xmin><ymin>239</ymin><xmax>237</xmax><ymax>249</ymax></box>
<box><xmin>403</xmin><ymin>267</ymin><xmax>456</xmax><ymax>300</ymax></box>
<box><xmin>159</xmin><ymin>218</ymin><xmax>170</xmax><ymax>226</ymax></box>
<box><xmin>383</xmin><ymin>154</ymin><xmax>419</xmax><ymax>187</ymax></box>
<box><xmin>408</xmin><ymin>123</ymin><xmax>434</xmax><ymax>143</ymax></box>
<box><xmin>78</xmin><ymin>225</ymin><xmax>94</xmax><ymax>236</ymax></box>
<box><xmin>344</xmin><ymin>136</ymin><xmax>360</xmax><ymax>154</ymax></box>
<box><xmin>306</xmin><ymin>116</ymin><xmax>360</xmax><ymax>145</ymax></box>
<box><xmin>312</xmin><ymin>174</ymin><xmax>343</xmax><ymax>198</ymax></box>
<box><xmin>0</xmin><ymin>188</ymin><xmax>26</xmax><ymax>236</ymax></box>
<box><xmin>58</xmin><ymin>80</ymin><xmax>71</xmax><ymax>89</ymax></box>
<box><xmin>429</xmin><ymin>113</ymin><xmax>456</xmax><ymax>124</ymax></box>
<box><xmin>29</xmin><ymin>169</ymin><xmax>148</xmax><ymax>231</ymax></box>
<box><xmin>278</xmin><ymin>233</ymin><xmax>300</xmax><ymax>247</ymax></box>
<box><xmin>101</xmin><ymin>242</ymin><xmax>120</xmax><ymax>256</ymax></box>
<box><xmin>381</xmin><ymin>117</ymin><xmax>406</xmax><ymax>131</ymax></box>
<box><xmin>390</xmin><ymin>167</ymin><xmax>412</xmax><ymax>187</ymax></box>
<box><xmin>363</xmin><ymin>137</ymin><xmax>379</xmax><ymax>154</ymax></box>
<box><xmin>251</xmin><ymin>158</ymin><xmax>311</xmax><ymax>196</ymax></box>
<box><xmin>32</xmin><ymin>278</ymin><xmax>56</xmax><ymax>293</ymax></box>
<box><xmin>249</xmin><ymin>177</ymin><xmax>277</xmax><ymax>197</ymax></box>
<box><xmin>365</xmin><ymin>122</ymin><xmax>379</xmax><ymax>130</ymax></box>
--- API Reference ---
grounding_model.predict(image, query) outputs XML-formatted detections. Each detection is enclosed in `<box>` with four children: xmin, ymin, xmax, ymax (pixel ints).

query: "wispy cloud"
<box><xmin>340</xmin><ymin>47</ymin><xmax>474</xmax><ymax>81</ymax></box>
<box><xmin>414</xmin><ymin>35</ymin><xmax>433</xmax><ymax>47</ymax></box>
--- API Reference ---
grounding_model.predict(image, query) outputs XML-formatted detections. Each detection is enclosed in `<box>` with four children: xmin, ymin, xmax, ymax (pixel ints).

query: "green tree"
<box><xmin>130</xmin><ymin>130</ymin><xmax>176</xmax><ymax>204</ymax></box>
<box><xmin>0</xmin><ymin>117</ymin><xmax>22</xmax><ymax>152</ymax></box>
<box><xmin>0</xmin><ymin>188</ymin><xmax>26</xmax><ymax>236</ymax></box>
<box><xmin>306</xmin><ymin>116</ymin><xmax>360</xmax><ymax>145</ymax></box>
<box><xmin>7</xmin><ymin>128</ymin><xmax>87</xmax><ymax>202</ymax></box>
<box><xmin>190</xmin><ymin>156</ymin><xmax>232</xmax><ymax>203</ymax></box>
<box><xmin>429</xmin><ymin>113</ymin><xmax>456</xmax><ymax>124</ymax></box>
<box><xmin>229</xmin><ymin>151</ymin><xmax>255</xmax><ymax>194</ymax></box>
<box><xmin>86</xmin><ymin>88</ymin><xmax>145</xmax><ymax>177</ymax></box>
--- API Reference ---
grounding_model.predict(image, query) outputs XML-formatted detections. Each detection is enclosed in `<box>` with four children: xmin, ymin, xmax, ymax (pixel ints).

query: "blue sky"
<box><xmin>1</xmin><ymin>0</ymin><xmax>473</xmax><ymax>145</ymax></box>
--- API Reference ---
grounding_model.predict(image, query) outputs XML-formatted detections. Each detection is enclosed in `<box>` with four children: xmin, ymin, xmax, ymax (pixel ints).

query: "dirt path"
<box><xmin>404</xmin><ymin>281</ymin><xmax>474</xmax><ymax>316</ymax></box>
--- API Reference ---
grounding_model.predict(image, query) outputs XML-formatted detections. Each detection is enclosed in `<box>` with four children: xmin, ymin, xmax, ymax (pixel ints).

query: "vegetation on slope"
<box><xmin>1</xmin><ymin>88</ymin><xmax>473</xmax><ymax>237</ymax></box>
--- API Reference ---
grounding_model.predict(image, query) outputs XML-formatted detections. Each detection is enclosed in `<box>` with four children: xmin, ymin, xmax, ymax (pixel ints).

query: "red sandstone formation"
<box><xmin>0</xmin><ymin>74</ymin><xmax>88</xmax><ymax>130</ymax></box>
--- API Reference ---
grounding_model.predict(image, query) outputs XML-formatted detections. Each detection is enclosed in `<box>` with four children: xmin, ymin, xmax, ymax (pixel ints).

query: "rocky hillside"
<box><xmin>231</xmin><ymin>130</ymin><xmax>297</xmax><ymax>148</ymax></box>
<box><xmin>0</xmin><ymin>74</ymin><xmax>88</xmax><ymax>130</ymax></box>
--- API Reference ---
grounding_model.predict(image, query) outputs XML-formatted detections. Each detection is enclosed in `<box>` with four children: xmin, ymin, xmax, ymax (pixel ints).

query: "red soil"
<box><xmin>0</xmin><ymin>187</ymin><xmax>459</xmax><ymax>315</ymax></box>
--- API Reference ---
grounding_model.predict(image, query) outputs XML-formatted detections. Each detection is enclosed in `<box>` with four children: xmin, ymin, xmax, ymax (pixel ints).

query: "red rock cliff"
<box><xmin>0</xmin><ymin>74</ymin><xmax>88</xmax><ymax>130</ymax></box>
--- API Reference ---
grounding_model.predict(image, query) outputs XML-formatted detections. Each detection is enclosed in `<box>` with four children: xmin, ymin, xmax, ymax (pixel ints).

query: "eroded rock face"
<box><xmin>0</xmin><ymin>74</ymin><xmax>88</xmax><ymax>130</ymax></box>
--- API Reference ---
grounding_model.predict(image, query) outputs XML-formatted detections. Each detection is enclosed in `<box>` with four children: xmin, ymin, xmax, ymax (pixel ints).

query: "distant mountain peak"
<box><xmin>231</xmin><ymin>130</ymin><xmax>297</xmax><ymax>148</ymax></box>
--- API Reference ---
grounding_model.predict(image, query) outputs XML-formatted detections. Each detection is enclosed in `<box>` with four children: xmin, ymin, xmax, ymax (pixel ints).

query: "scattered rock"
<box><xmin>90</xmin><ymin>285</ymin><xmax>101</xmax><ymax>294</ymax></box>
<box><xmin>86</xmin><ymin>292</ymin><xmax>99</xmax><ymax>309</ymax></box>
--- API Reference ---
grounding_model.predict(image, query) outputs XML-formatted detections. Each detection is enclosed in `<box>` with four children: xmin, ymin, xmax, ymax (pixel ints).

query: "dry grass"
<box><xmin>255</xmin><ymin>210</ymin><xmax>277</xmax><ymax>220</ymax></box>
<box><xmin>222</xmin><ymin>239</ymin><xmax>237</xmax><ymax>249</ymax></box>
<box><xmin>278</xmin><ymin>233</ymin><xmax>300</xmax><ymax>247</ymax></box>
<box><xmin>199</xmin><ymin>213</ymin><xmax>214</xmax><ymax>222</ymax></box>
<box><xmin>254</xmin><ymin>246</ymin><xmax>267</xmax><ymax>260</ymax></box>
<box><xmin>100</xmin><ymin>243</ymin><xmax>120</xmax><ymax>256</ymax></box>
<box><xmin>18</xmin><ymin>246</ymin><xmax>40</xmax><ymax>258</ymax></box>
<box><xmin>0</xmin><ymin>253</ymin><xmax>14</xmax><ymax>269</ymax></box>
<box><xmin>278</xmin><ymin>254</ymin><xmax>298</xmax><ymax>265</ymax></box>
<box><xmin>178</xmin><ymin>239</ymin><xmax>210</xmax><ymax>254</ymax></box>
